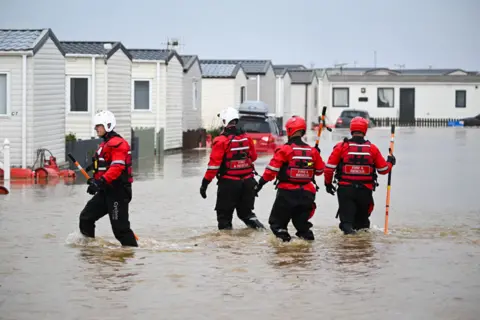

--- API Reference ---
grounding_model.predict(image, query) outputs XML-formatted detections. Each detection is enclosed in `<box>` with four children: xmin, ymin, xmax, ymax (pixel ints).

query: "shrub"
<box><xmin>206</xmin><ymin>127</ymin><xmax>222</xmax><ymax>139</ymax></box>
<box><xmin>65</xmin><ymin>132</ymin><xmax>77</xmax><ymax>143</ymax></box>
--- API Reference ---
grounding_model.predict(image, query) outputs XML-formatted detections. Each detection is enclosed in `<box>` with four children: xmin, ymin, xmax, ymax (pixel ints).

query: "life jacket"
<box><xmin>217</xmin><ymin>133</ymin><xmax>254</xmax><ymax>179</ymax></box>
<box><xmin>92</xmin><ymin>132</ymin><xmax>133</xmax><ymax>184</ymax></box>
<box><xmin>277</xmin><ymin>142</ymin><xmax>315</xmax><ymax>185</ymax></box>
<box><xmin>334</xmin><ymin>138</ymin><xmax>377</xmax><ymax>188</ymax></box>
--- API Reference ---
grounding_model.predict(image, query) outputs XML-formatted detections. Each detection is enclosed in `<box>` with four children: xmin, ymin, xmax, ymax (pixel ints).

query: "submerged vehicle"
<box><xmin>236</xmin><ymin>101</ymin><xmax>284</xmax><ymax>152</ymax></box>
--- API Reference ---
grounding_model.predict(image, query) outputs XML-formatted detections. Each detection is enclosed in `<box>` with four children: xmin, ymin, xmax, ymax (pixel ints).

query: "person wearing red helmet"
<box><xmin>199</xmin><ymin>107</ymin><xmax>265</xmax><ymax>230</ymax></box>
<box><xmin>324</xmin><ymin>116</ymin><xmax>396</xmax><ymax>235</ymax></box>
<box><xmin>254</xmin><ymin>115</ymin><xmax>325</xmax><ymax>242</ymax></box>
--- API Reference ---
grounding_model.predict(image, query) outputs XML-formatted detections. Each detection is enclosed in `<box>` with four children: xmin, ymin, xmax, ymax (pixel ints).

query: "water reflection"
<box><xmin>325</xmin><ymin>232</ymin><xmax>381</xmax><ymax>281</ymax></box>
<box><xmin>454</xmin><ymin>128</ymin><xmax>468</xmax><ymax>147</ymax></box>
<box><xmin>77</xmin><ymin>246</ymin><xmax>139</xmax><ymax>292</ymax></box>
<box><xmin>268</xmin><ymin>239</ymin><xmax>315</xmax><ymax>270</ymax></box>
<box><xmin>329</xmin><ymin>232</ymin><xmax>377</xmax><ymax>267</ymax></box>
<box><xmin>133</xmin><ymin>157</ymin><xmax>159</xmax><ymax>180</ymax></box>
<box><xmin>181</xmin><ymin>150</ymin><xmax>209</xmax><ymax>178</ymax></box>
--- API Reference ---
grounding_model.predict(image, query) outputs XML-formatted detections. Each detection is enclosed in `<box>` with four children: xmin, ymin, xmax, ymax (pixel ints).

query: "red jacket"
<box><xmin>261</xmin><ymin>137</ymin><xmax>325</xmax><ymax>194</ymax></box>
<box><xmin>324</xmin><ymin>137</ymin><xmax>392</xmax><ymax>190</ymax></box>
<box><xmin>93</xmin><ymin>133</ymin><xmax>133</xmax><ymax>184</ymax></box>
<box><xmin>204</xmin><ymin>130</ymin><xmax>258</xmax><ymax>182</ymax></box>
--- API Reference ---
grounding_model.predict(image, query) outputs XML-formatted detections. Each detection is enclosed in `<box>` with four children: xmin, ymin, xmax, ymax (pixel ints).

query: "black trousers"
<box><xmin>215</xmin><ymin>177</ymin><xmax>263</xmax><ymax>230</ymax></box>
<box><xmin>336</xmin><ymin>185</ymin><xmax>374</xmax><ymax>234</ymax></box>
<box><xmin>268</xmin><ymin>188</ymin><xmax>316</xmax><ymax>241</ymax></box>
<box><xmin>79</xmin><ymin>184</ymin><xmax>138</xmax><ymax>247</ymax></box>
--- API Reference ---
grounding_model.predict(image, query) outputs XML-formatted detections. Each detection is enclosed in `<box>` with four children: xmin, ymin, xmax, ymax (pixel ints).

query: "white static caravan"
<box><xmin>0</xmin><ymin>29</ymin><xmax>66</xmax><ymax>168</ymax></box>
<box><xmin>61</xmin><ymin>41</ymin><xmax>133</xmax><ymax>144</ymax></box>
<box><xmin>180</xmin><ymin>55</ymin><xmax>203</xmax><ymax>132</ymax></box>
<box><xmin>199</xmin><ymin>60</ymin><xmax>248</xmax><ymax>129</ymax></box>
<box><xmin>237</xmin><ymin>60</ymin><xmax>276</xmax><ymax>114</ymax></box>
<box><xmin>272</xmin><ymin>65</ymin><xmax>306</xmax><ymax>129</ymax></box>
<box><xmin>317</xmin><ymin>68</ymin><xmax>480</xmax><ymax>123</ymax></box>
<box><xmin>128</xmin><ymin>49</ymin><xmax>184</xmax><ymax>150</ymax></box>
<box><xmin>288</xmin><ymin>69</ymin><xmax>319</xmax><ymax>132</ymax></box>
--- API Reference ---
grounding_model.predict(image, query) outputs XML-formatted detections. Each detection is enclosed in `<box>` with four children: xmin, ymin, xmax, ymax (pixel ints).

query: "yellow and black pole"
<box><xmin>315</xmin><ymin>106</ymin><xmax>332</xmax><ymax>149</ymax></box>
<box><xmin>67</xmin><ymin>153</ymin><xmax>91</xmax><ymax>180</ymax></box>
<box><xmin>384</xmin><ymin>124</ymin><xmax>396</xmax><ymax>235</ymax></box>
<box><xmin>312</xmin><ymin>106</ymin><xmax>332</xmax><ymax>190</ymax></box>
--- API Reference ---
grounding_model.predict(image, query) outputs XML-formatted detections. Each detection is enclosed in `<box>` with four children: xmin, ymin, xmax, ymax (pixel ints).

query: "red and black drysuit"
<box><xmin>324</xmin><ymin>136</ymin><xmax>393</xmax><ymax>234</ymax></box>
<box><xmin>256</xmin><ymin>136</ymin><xmax>325</xmax><ymax>242</ymax></box>
<box><xmin>200</xmin><ymin>127</ymin><xmax>265</xmax><ymax>230</ymax></box>
<box><xmin>80</xmin><ymin>131</ymin><xmax>138</xmax><ymax>247</ymax></box>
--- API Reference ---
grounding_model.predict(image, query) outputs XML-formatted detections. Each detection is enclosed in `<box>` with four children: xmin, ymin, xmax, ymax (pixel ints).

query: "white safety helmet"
<box><xmin>93</xmin><ymin>110</ymin><xmax>116</xmax><ymax>132</ymax></box>
<box><xmin>218</xmin><ymin>107</ymin><xmax>239</xmax><ymax>126</ymax></box>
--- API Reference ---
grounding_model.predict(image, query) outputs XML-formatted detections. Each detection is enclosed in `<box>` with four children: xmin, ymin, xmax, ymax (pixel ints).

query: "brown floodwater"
<box><xmin>0</xmin><ymin>127</ymin><xmax>479</xmax><ymax>320</ymax></box>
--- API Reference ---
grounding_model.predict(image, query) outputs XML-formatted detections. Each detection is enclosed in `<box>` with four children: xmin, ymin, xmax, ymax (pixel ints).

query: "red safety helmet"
<box><xmin>285</xmin><ymin>116</ymin><xmax>307</xmax><ymax>137</ymax></box>
<box><xmin>350</xmin><ymin>117</ymin><xmax>369</xmax><ymax>134</ymax></box>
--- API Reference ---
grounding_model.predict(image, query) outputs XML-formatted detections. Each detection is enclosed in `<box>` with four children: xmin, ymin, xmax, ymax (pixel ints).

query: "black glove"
<box><xmin>387</xmin><ymin>154</ymin><xmax>396</xmax><ymax>166</ymax></box>
<box><xmin>86</xmin><ymin>184</ymin><xmax>97</xmax><ymax>195</ymax></box>
<box><xmin>314</xmin><ymin>145</ymin><xmax>321</xmax><ymax>153</ymax></box>
<box><xmin>325</xmin><ymin>183</ymin><xmax>337</xmax><ymax>196</ymax></box>
<box><xmin>253</xmin><ymin>177</ymin><xmax>267</xmax><ymax>197</ymax></box>
<box><xmin>200</xmin><ymin>178</ymin><xmax>210</xmax><ymax>199</ymax></box>
<box><xmin>86</xmin><ymin>177</ymin><xmax>106</xmax><ymax>195</ymax></box>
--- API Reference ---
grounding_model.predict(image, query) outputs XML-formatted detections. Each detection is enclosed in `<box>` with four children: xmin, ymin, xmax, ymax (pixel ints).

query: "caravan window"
<box><xmin>237</xmin><ymin>117</ymin><xmax>271</xmax><ymax>133</ymax></box>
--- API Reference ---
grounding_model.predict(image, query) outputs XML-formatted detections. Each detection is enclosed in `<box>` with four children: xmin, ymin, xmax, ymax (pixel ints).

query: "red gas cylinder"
<box><xmin>35</xmin><ymin>167</ymin><xmax>60</xmax><ymax>180</ymax></box>
<box><xmin>59</xmin><ymin>169</ymin><xmax>76</xmax><ymax>178</ymax></box>
<box><xmin>9</xmin><ymin>168</ymin><xmax>35</xmax><ymax>180</ymax></box>
<box><xmin>0</xmin><ymin>186</ymin><xmax>8</xmax><ymax>195</ymax></box>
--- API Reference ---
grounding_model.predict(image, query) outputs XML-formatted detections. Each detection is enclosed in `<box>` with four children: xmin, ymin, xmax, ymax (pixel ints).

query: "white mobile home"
<box><xmin>235</xmin><ymin>60</ymin><xmax>276</xmax><ymax>114</ymax></box>
<box><xmin>0</xmin><ymin>28</ymin><xmax>66</xmax><ymax>168</ymax></box>
<box><xmin>273</xmin><ymin>65</ymin><xmax>306</xmax><ymax>129</ymax></box>
<box><xmin>199</xmin><ymin>60</ymin><xmax>248</xmax><ymax>129</ymax></box>
<box><xmin>288</xmin><ymin>69</ymin><xmax>319</xmax><ymax>132</ymax></box>
<box><xmin>180</xmin><ymin>55</ymin><xmax>202</xmax><ymax>131</ymax></box>
<box><xmin>61</xmin><ymin>41</ymin><xmax>133</xmax><ymax>143</ymax></box>
<box><xmin>317</xmin><ymin>68</ymin><xmax>480</xmax><ymax>123</ymax></box>
<box><xmin>127</xmin><ymin>49</ymin><xmax>184</xmax><ymax>150</ymax></box>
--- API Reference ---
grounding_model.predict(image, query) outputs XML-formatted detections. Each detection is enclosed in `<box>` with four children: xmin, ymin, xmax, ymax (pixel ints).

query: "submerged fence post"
<box><xmin>3</xmin><ymin>138</ymin><xmax>10</xmax><ymax>181</ymax></box>
<box><xmin>0</xmin><ymin>138</ymin><xmax>11</xmax><ymax>194</ymax></box>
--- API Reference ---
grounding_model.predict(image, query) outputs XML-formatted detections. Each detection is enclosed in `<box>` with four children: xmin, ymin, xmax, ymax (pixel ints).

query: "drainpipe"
<box><xmin>256</xmin><ymin>75</ymin><xmax>261</xmax><ymax>101</ymax></box>
<box><xmin>304</xmin><ymin>84</ymin><xmax>309</xmax><ymax>130</ymax></box>
<box><xmin>276</xmin><ymin>77</ymin><xmax>281</xmax><ymax>117</ymax></box>
<box><xmin>156</xmin><ymin>62</ymin><xmax>160</xmax><ymax>134</ymax></box>
<box><xmin>104</xmin><ymin>57</ymin><xmax>108</xmax><ymax>110</ymax></box>
<box><xmin>91</xmin><ymin>57</ymin><xmax>96</xmax><ymax>137</ymax></box>
<box><xmin>280</xmin><ymin>77</ymin><xmax>284</xmax><ymax>117</ymax></box>
<box><xmin>21</xmin><ymin>54</ymin><xmax>27</xmax><ymax>168</ymax></box>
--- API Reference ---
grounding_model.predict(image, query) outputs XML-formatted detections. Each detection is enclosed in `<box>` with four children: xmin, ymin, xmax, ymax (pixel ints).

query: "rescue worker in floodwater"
<box><xmin>199</xmin><ymin>107</ymin><xmax>265</xmax><ymax>230</ymax></box>
<box><xmin>324</xmin><ymin>116</ymin><xmax>396</xmax><ymax>235</ymax></box>
<box><xmin>253</xmin><ymin>116</ymin><xmax>325</xmax><ymax>242</ymax></box>
<box><xmin>79</xmin><ymin>110</ymin><xmax>138</xmax><ymax>247</ymax></box>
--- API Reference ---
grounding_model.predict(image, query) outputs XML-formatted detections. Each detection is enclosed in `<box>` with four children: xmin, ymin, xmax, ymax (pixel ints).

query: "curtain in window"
<box><xmin>378</xmin><ymin>88</ymin><xmax>394</xmax><ymax>107</ymax></box>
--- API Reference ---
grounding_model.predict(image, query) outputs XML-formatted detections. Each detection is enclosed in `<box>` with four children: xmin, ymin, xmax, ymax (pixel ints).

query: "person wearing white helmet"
<box><xmin>79</xmin><ymin>110</ymin><xmax>138</xmax><ymax>247</ymax></box>
<box><xmin>200</xmin><ymin>107</ymin><xmax>265</xmax><ymax>230</ymax></box>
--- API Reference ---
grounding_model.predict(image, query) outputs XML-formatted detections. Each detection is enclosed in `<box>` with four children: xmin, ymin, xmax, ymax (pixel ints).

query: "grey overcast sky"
<box><xmin>1</xmin><ymin>0</ymin><xmax>479</xmax><ymax>70</ymax></box>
